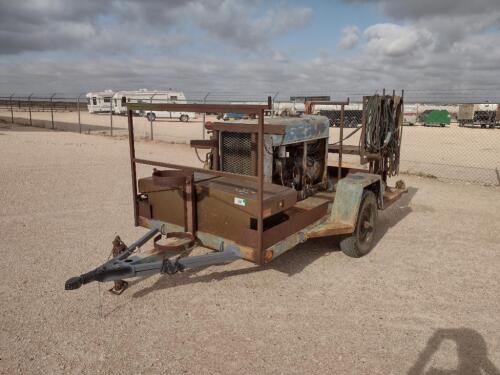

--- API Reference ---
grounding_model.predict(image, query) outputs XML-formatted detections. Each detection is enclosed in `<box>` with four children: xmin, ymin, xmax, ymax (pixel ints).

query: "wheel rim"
<box><xmin>358</xmin><ymin>203</ymin><xmax>375</xmax><ymax>248</ymax></box>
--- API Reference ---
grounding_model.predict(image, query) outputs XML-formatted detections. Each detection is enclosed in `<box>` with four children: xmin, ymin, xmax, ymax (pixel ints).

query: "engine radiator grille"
<box><xmin>221</xmin><ymin>132</ymin><xmax>253</xmax><ymax>175</ymax></box>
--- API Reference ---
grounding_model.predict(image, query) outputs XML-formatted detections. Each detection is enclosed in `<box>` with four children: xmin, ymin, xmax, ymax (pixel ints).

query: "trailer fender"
<box><xmin>331</xmin><ymin>172</ymin><xmax>382</xmax><ymax>227</ymax></box>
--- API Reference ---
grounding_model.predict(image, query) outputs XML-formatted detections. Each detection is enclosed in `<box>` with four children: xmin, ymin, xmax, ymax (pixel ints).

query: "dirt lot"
<box><xmin>1</xmin><ymin>109</ymin><xmax>499</xmax><ymax>185</ymax></box>
<box><xmin>1</xmin><ymin>124</ymin><xmax>499</xmax><ymax>374</ymax></box>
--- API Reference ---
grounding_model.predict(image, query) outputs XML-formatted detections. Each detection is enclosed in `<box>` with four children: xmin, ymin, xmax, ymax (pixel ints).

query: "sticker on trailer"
<box><xmin>234</xmin><ymin>197</ymin><xmax>247</xmax><ymax>206</ymax></box>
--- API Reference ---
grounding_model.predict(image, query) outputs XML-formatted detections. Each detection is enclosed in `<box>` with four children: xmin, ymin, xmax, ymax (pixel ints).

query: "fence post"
<box><xmin>50</xmin><ymin>93</ymin><xmax>56</xmax><ymax>129</ymax></box>
<box><xmin>77</xmin><ymin>93</ymin><xmax>83</xmax><ymax>134</ymax></box>
<box><xmin>9</xmin><ymin>93</ymin><xmax>14</xmax><ymax>124</ymax></box>
<box><xmin>202</xmin><ymin>92</ymin><xmax>210</xmax><ymax>139</ymax></box>
<box><xmin>28</xmin><ymin>93</ymin><xmax>33</xmax><ymax>126</ymax></box>
<box><xmin>149</xmin><ymin>94</ymin><xmax>155</xmax><ymax>141</ymax></box>
<box><xmin>272</xmin><ymin>91</ymin><xmax>279</xmax><ymax>118</ymax></box>
<box><xmin>110</xmin><ymin>96</ymin><xmax>113</xmax><ymax>136</ymax></box>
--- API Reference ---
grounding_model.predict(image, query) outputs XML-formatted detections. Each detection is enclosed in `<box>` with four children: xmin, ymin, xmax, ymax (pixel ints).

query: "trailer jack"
<box><xmin>64</xmin><ymin>221</ymin><xmax>242</xmax><ymax>292</ymax></box>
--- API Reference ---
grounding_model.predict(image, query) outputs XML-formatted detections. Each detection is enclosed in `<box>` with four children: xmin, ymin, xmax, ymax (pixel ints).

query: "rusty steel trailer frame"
<box><xmin>65</xmin><ymin>94</ymin><xmax>407</xmax><ymax>292</ymax></box>
<box><xmin>126</xmin><ymin>97</ymin><xmax>272</xmax><ymax>265</ymax></box>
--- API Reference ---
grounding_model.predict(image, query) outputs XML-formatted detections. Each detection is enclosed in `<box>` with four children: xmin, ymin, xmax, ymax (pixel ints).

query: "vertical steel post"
<box><xmin>257</xmin><ymin>106</ymin><xmax>265</xmax><ymax>264</ymax></box>
<box><xmin>77</xmin><ymin>93</ymin><xmax>83</xmax><ymax>134</ymax></box>
<box><xmin>272</xmin><ymin>91</ymin><xmax>279</xmax><ymax>118</ymax></box>
<box><xmin>149</xmin><ymin>94</ymin><xmax>155</xmax><ymax>141</ymax></box>
<box><xmin>50</xmin><ymin>93</ymin><xmax>56</xmax><ymax>129</ymax></box>
<box><xmin>127</xmin><ymin>109</ymin><xmax>139</xmax><ymax>226</ymax></box>
<box><xmin>338</xmin><ymin>104</ymin><xmax>345</xmax><ymax>182</ymax></box>
<box><xmin>202</xmin><ymin>92</ymin><xmax>210</xmax><ymax>139</ymax></box>
<box><xmin>28</xmin><ymin>94</ymin><xmax>33</xmax><ymax>126</ymax></box>
<box><xmin>9</xmin><ymin>93</ymin><xmax>14</xmax><ymax>124</ymax></box>
<box><xmin>110</xmin><ymin>97</ymin><xmax>113</xmax><ymax>136</ymax></box>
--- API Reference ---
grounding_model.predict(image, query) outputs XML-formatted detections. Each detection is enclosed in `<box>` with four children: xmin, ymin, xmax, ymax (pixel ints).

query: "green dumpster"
<box><xmin>421</xmin><ymin>110</ymin><xmax>451</xmax><ymax>127</ymax></box>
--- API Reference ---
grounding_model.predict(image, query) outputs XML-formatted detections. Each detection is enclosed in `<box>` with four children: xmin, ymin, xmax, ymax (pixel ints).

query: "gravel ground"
<box><xmin>1</xmin><ymin>109</ymin><xmax>500</xmax><ymax>184</ymax></box>
<box><xmin>1</xmin><ymin>124</ymin><xmax>499</xmax><ymax>374</ymax></box>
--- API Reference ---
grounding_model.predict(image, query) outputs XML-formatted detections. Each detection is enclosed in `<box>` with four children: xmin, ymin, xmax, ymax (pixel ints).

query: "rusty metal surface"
<box><xmin>381</xmin><ymin>184</ymin><xmax>408</xmax><ymax>209</ymax></box>
<box><xmin>330</xmin><ymin>172</ymin><xmax>381</xmax><ymax>226</ymax></box>
<box><xmin>148</xmin><ymin>189</ymin><xmax>185</xmax><ymax>227</ymax></box>
<box><xmin>137</xmin><ymin>197</ymin><xmax>152</xmax><ymax>219</ymax></box>
<box><xmin>328</xmin><ymin>144</ymin><xmax>361</xmax><ymax>155</ymax></box>
<box><xmin>262</xmin><ymin>198</ymin><xmax>329</xmax><ymax>250</ymax></box>
<box><xmin>304</xmin><ymin>99</ymin><xmax>350</xmax><ymax>115</ymax></box>
<box><xmin>149</xmin><ymin>220</ymin><xmax>259</xmax><ymax>263</ymax></box>
<box><xmin>184</xmin><ymin>175</ymin><xmax>195</xmax><ymax>233</ymax></box>
<box><xmin>195</xmin><ymin>177</ymin><xmax>297</xmax><ymax>218</ymax></box>
<box><xmin>126</xmin><ymin>101</ymin><xmax>271</xmax><ymax>114</ymax></box>
<box><xmin>134</xmin><ymin>157</ymin><xmax>259</xmax><ymax>183</ymax></box>
<box><xmin>152</xmin><ymin>169</ymin><xmax>188</xmax><ymax>189</ymax></box>
<box><xmin>127</xmin><ymin>109</ymin><xmax>139</xmax><ymax>226</ymax></box>
<box><xmin>138</xmin><ymin>173</ymin><xmax>216</xmax><ymax>194</ymax></box>
<box><xmin>306</xmin><ymin>221</ymin><xmax>354</xmax><ymax>238</ymax></box>
<box><xmin>153</xmin><ymin>232</ymin><xmax>195</xmax><ymax>253</ymax></box>
<box><xmin>190</xmin><ymin>139</ymin><xmax>218</xmax><ymax>149</ymax></box>
<box><xmin>338</xmin><ymin>104</ymin><xmax>345</xmax><ymax>182</ymax></box>
<box><xmin>210</xmin><ymin>122</ymin><xmax>286</xmax><ymax>135</ymax></box>
<box><xmin>109</xmin><ymin>236</ymin><xmax>128</xmax><ymax>294</ymax></box>
<box><xmin>218</xmin><ymin>116</ymin><xmax>330</xmax><ymax>145</ymax></box>
<box><xmin>272</xmin><ymin>116</ymin><xmax>330</xmax><ymax>145</ymax></box>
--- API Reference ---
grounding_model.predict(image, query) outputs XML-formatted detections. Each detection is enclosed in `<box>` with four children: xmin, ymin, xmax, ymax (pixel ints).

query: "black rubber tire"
<box><xmin>180</xmin><ymin>114</ymin><xmax>189</xmax><ymax>122</ymax></box>
<box><xmin>340</xmin><ymin>190</ymin><xmax>378</xmax><ymax>258</ymax></box>
<box><xmin>147</xmin><ymin>112</ymin><xmax>156</xmax><ymax>122</ymax></box>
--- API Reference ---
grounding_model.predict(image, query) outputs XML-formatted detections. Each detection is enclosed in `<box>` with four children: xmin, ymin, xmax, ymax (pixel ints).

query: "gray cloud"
<box><xmin>344</xmin><ymin>0</ymin><xmax>500</xmax><ymax>19</ymax></box>
<box><xmin>338</xmin><ymin>26</ymin><xmax>360</xmax><ymax>49</ymax></box>
<box><xmin>363</xmin><ymin>23</ymin><xmax>434</xmax><ymax>57</ymax></box>
<box><xmin>0</xmin><ymin>0</ymin><xmax>312</xmax><ymax>55</ymax></box>
<box><xmin>344</xmin><ymin>0</ymin><xmax>500</xmax><ymax>46</ymax></box>
<box><xmin>190</xmin><ymin>0</ymin><xmax>312</xmax><ymax>50</ymax></box>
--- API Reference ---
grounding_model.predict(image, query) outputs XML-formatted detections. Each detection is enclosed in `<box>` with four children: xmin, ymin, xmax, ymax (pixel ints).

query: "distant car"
<box><xmin>223</xmin><ymin>113</ymin><xmax>246</xmax><ymax>121</ymax></box>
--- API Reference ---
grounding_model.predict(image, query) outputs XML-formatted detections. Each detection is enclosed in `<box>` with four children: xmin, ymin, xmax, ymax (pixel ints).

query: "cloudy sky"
<box><xmin>1</xmin><ymin>0</ymin><xmax>499</xmax><ymax>101</ymax></box>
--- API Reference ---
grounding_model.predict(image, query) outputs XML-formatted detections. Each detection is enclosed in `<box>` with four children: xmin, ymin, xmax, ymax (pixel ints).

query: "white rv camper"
<box><xmin>86</xmin><ymin>90</ymin><xmax>114</xmax><ymax>113</ymax></box>
<box><xmin>112</xmin><ymin>89</ymin><xmax>195</xmax><ymax>122</ymax></box>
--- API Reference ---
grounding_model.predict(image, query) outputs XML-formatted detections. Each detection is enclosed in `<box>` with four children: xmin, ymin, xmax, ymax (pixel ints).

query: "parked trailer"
<box><xmin>317</xmin><ymin>103</ymin><xmax>363</xmax><ymax>128</ymax></box>
<box><xmin>403</xmin><ymin>104</ymin><xmax>418</xmax><ymax>125</ymax></box>
<box><xmin>420</xmin><ymin>109</ymin><xmax>451</xmax><ymax>127</ymax></box>
<box><xmin>113</xmin><ymin>89</ymin><xmax>195</xmax><ymax>122</ymax></box>
<box><xmin>86</xmin><ymin>90</ymin><xmax>114</xmax><ymax>113</ymax></box>
<box><xmin>458</xmin><ymin>103</ymin><xmax>498</xmax><ymax>128</ymax></box>
<box><xmin>65</xmin><ymin>94</ymin><xmax>407</xmax><ymax>294</ymax></box>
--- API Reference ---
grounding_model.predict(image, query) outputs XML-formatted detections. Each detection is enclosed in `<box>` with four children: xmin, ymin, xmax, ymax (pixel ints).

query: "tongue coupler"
<box><xmin>64</xmin><ymin>225</ymin><xmax>161</xmax><ymax>290</ymax></box>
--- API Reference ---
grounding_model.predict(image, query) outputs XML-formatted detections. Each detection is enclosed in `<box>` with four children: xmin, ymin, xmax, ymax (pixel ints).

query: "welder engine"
<box><xmin>216</xmin><ymin>116</ymin><xmax>330</xmax><ymax>200</ymax></box>
<box><xmin>273</xmin><ymin>140</ymin><xmax>325</xmax><ymax>195</ymax></box>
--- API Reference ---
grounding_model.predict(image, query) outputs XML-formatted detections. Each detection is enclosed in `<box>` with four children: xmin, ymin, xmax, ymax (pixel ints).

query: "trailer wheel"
<box><xmin>340</xmin><ymin>190</ymin><xmax>378</xmax><ymax>258</ymax></box>
<box><xmin>147</xmin><ymin>112</ymin><xmax>156</xmax><ymax>122</ymax></box>
<box><xmin>180</xmin><ymin>114</ymin><xmax>189</xmax><ymax>122</ymax></box>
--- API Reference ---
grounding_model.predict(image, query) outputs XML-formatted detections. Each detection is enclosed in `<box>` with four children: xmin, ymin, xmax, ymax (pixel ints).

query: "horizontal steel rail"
<box><xmin>133</xmin><ymin>158</ymin><xmax>259</xmax><ymax>182</ymax></box>
<box><xmin>126</xmin><ymin>99</ymin><xmax>271</xmax><ymax>114</ymax></box>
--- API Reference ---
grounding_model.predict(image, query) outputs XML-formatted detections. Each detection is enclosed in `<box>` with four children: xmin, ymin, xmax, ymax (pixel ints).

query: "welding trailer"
<box><xmin>66</xmin><ymin>94</ymin><xmax>407</xmax><ymax>294</ymax></box>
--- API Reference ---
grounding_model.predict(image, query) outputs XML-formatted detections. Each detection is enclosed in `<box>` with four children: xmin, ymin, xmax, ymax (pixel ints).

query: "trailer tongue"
<box><xmin>65</xmin><ymin>220</ymin><xmax>242</xmax><ymax>291</ymax></box>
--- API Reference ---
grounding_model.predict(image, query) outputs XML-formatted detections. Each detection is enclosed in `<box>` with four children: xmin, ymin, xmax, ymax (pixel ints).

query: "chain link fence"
<box><xmin>0</xmin><ymin>91</ymin><xmax>499</xmax><ymax>186</ymax></box>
